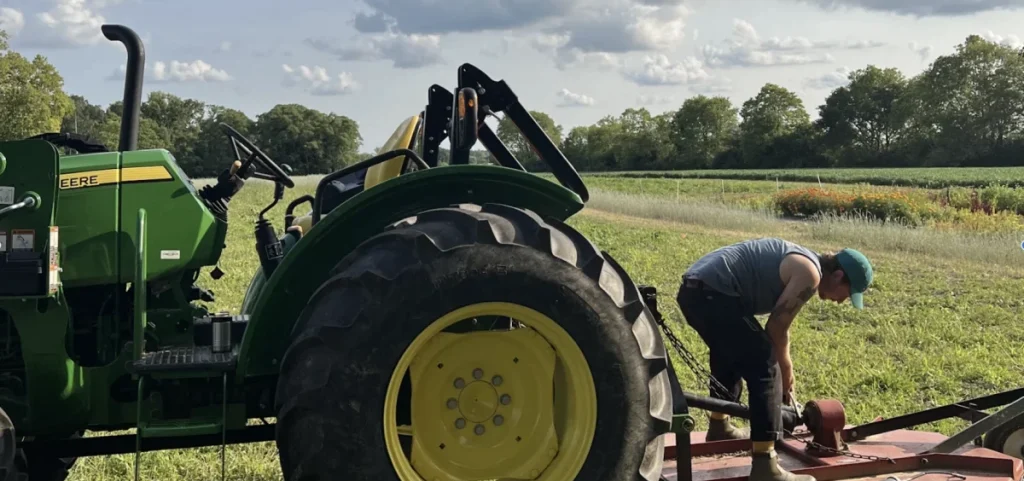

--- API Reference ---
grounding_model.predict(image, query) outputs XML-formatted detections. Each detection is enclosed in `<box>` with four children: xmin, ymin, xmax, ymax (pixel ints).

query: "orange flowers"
<box><xmin>773</xmin><ymin>188</ymin><xmax>924</xmax><ymax>225</ymax></box>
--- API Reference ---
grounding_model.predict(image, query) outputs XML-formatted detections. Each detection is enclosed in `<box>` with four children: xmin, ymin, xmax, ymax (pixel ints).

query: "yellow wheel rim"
<box><xmin>384</xmin><ymin>302</ymin><xmax>598</xmax><ymax>480</ymax></box>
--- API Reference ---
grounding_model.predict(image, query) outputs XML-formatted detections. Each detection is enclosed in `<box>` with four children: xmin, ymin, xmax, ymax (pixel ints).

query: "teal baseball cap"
<box><xmin>836</xmin><ymin>248</ymin><xmax>872</xmax><ymax>309</ymax></box>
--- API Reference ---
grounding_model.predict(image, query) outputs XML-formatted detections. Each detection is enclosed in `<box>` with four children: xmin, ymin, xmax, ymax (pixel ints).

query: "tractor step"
<box><xmin>138</xmin><ymin>417</ymin><xmax>223</xmax><ymax>438</ymax></box>
<box><xmin>131</xmin><ymin>345</ymin><xmax>238</xmax><ymax>377</ymax></box>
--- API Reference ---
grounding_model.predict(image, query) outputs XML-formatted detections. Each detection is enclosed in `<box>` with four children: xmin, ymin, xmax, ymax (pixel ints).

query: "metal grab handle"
<box><xmin>0</xmin><ymin>196</ymin><xmax>37</xmax><ymax>219</ymax></box>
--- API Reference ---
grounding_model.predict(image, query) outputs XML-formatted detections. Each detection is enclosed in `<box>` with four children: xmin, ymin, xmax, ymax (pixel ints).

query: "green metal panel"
<box><xmin>53</xmin><ymin>148</ymin><xmax>226</xmax><ymax>286</ymax></box>
<box><xmin>236</xmin><ymin>165</ymin><xmax>584</xmax><ymax>379</ymax></box>
<box><xmin>0</xmin><ymin>295</ymin><xmax>90</xmax><ymax>433</ymax></box>
<box><xmin>55</xmin><ymin>152</ymin><xmax>121</xmax><ymax>287</ymax></box>
<box><xmin>0</xmin><ymin>140</ymin><xmax>60</xmax><ymax>298</ymax></box>
<box><xmin>117</xmin><ymin>149</ymin><xmax>227</xmax><ymax>284</ymax></box>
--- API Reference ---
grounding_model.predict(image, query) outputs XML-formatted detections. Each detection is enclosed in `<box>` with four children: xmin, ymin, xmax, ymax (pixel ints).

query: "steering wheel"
<box><xmin>219</xmin><ymin>122</ymin><xmax>295</xmax><ymax>188</ymax></box>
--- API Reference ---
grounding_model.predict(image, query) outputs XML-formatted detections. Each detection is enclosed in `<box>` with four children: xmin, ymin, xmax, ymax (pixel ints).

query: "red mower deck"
<box><xmin>661</xmin><ymin>429</ymin><xmax>1024</xmax><ymax>481</ymax></box>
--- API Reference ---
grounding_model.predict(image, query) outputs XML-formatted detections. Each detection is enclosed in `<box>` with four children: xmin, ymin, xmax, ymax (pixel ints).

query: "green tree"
<box><xmin>192</xmin><ymin>106</ymin><xmax>257</xmax><ymax>177</ymax></box>
<box><xmin>739</xmin><ymin>83</ymin><xmax>811</xmax><ymax>167</ymax></box>
<box><xmin>496</xmin><ymin>110</ymin><xmax>563</xmax><ymax>171</ymax></box>
<box><xmin>816</xmin><ymin>66</ymin><xmax>912</xmax><ymax>165</ymax></box>
<box><xmin>96</xmin><ymin>114</ymin><xmax>168</xmax><ymax>152</ymax></box>
<box><xmin>140</xmin><ymin>91</ymin><xmax>207</xmax><ymax>170</ymax></box>
<box><xmin>909</xmin><ymin>34</ymin><xmax>1024</xmax><ymax>165</ymax></box>
<box><xmin>672</xmin><ymin>95</ymin><xmax>739</xmax><ymax>169</ymax></box>
<box><xmin>254</xmin><ymin>104</ymin><xmax>361</xmax><ymax>175</ymax></box>
<box><xmin>60</xmin><ymin>95</ymin><xmax>108</xmax><ymax>140</ymax></box>
<box><xmin>0</xmin><ymin>30</ymin><xmax>74</xmax><ymax>140</ymax></box>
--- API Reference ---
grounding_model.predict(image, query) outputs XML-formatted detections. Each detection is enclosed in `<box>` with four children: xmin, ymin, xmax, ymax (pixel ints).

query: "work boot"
<box><xmin>705</xmin><ymin>417</ymin><xmax>750</xmax><ymax>441</ymax></box>
<box><xmin>749</xmin><ymin>450</ymin><xmax>816</xmax><ymax>481</ymax></box>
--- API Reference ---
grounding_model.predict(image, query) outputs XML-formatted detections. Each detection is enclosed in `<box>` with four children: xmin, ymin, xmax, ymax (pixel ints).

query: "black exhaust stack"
<box><xmin>101</xmin><ymin>24</ymin><xmax>145</xmax><ymax>152</ymax></box>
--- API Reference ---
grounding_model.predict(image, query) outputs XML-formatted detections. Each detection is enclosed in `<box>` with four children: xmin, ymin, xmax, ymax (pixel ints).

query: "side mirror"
<box><xmin>450</xmin><ymin>87</ymin><xmax>479</xmax><ymax>164</ymax></box>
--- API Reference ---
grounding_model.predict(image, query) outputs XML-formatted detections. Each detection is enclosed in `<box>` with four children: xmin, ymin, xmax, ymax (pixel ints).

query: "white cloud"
<box><xmin>690</xmin><ymin>78</ymin><xmax>735</xmax><ymax>94</ymax></box>
<box><xmin>524</xmin><ymin>2</ymin><xmax>689</xmax><ymax>69</ymax></box>
<box><xmin>805</xmin><ymin>66</ymin><xmax>853</xmax><ymax>89</ymax></box>
<box><xmin>622</xmin><ymin>54</ymin><xmax>710</xmax><ymax>86</ymax></box>
<box><xmin>981</xmin><ymin>30</ymin><xmax>1023</xmax><ymax>50</ymax></box>
<box><xmin>31</xmin><ymin>0</ymin><xmax>107</xmax><ymax>48</ymax></box>
<box><xmin>700</xmin><ymin>18</ymin><xmax>883</xmax><ymax>68</ymax></box>
<box><xmin>108</xmin><ymin>60</ymin><xmax>232</xmax><ymax>83</ymax></box>
<box><xmin>306</xmin><ymin>33</ymin><xmax>444</xmax><ymax>69</ymax></box>
<box><xmin>555</xmin><ymin>4</ymin><xmax>689</xmax><ymax>53</ymax></box>
<box><xmin>351</xmin><ymin>0</ymin><xmax>578</xmax><ymax>35</ymax></box>
<box><xmin>791</xmin><ymin>0</ymin><xmax>1024</xmax><ymax>17</ymax></box>
<box><xmin>0</xmin><ymin>8</ymin><xmax>25</xmax><ymax>38</ymax></box>
<box><xmin>152</xmin><ymin>61</ymin><xmax>231</xmax><ymax>83</ymax></box>
<box><xmin>637</xmin><ymin>94</ymin><xmax>674</xmax><ymax>106</ymax></box>
<box><xmin>556</xmin><ymin>88</ymin><xmax>596</xmax><ymax>107</ymax></box>
<box><xmin>282</xmin><ymin>64</ymin><xmax>358</xmax><ymax>96</ymax></box>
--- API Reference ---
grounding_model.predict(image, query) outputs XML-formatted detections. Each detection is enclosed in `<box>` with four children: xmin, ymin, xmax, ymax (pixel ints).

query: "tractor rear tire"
<box><xmin>274</xmin><ymin>203</ymin><xmax>673</xmax><ymax>481</ymax></box>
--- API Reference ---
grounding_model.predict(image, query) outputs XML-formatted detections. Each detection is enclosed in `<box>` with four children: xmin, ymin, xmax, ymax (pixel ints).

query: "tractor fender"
<box><xmin>236</xmin><ymin>165</ymin><xmax>584</xmax><ymax>379</ymax></box>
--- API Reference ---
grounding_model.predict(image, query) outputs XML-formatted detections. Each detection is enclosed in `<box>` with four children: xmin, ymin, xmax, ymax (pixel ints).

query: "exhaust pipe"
<box><xmin>101</xmin><ymin>24</ymin><xmax>145</xmax><ymax>152</ymax></box>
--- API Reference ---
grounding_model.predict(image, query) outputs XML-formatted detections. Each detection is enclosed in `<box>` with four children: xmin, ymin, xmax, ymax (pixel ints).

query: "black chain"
<box><xmin>652</xmin><ymin>307</ymin><xmax>895</xmax><ymax>464</ymax></box>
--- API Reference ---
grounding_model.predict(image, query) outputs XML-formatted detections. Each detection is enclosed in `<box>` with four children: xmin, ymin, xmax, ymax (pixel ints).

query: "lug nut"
<box><xmin>474</xmin><ymin>425</ymin><xmax>485</xmax><ymax>435</ymax></box>
<box><xmin>500</xmin><ymin>394</ymin><xmax>512</xmax><ymax>405</ymax></box>
<box><xmin>473</xmin><ymin>368</ymin><xmax>484</xmax><ymax>380</ymax></box>
<box><xmin>454</xmin><ymin>378</ymin><xmax>465</xmax><ymax>389</ymax></box>
<box><xmin>446</xmin><ymin>398</ymin><xmax>458</xmax><ymax>409</ymax></box>
<box><xmin>492</xmin><ymin>375</ymin><xmax>503</xmax><ymax>386</ymax></box>
<box><xmin>494</xmin><ymin>415</ymin><xmax>504</xmax><ymax>426</ymax></box>
<box><xmin>455</xmin><ymin>418</ymin><xmax>466</xmax><ymax>429</ymax></box>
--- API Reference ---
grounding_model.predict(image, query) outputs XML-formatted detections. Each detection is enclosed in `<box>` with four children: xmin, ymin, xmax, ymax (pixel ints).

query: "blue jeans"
<box><xmin>676</xmin><ymin>278</ymin><xmax>783</xmax><ymax>442</ymax></box>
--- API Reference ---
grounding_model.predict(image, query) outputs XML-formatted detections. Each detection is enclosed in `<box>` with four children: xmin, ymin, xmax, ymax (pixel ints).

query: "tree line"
<box><xmin>2</xmin><ymin>29</ymin><xmax>1023</xmax><ymax>177</ymax></box>
<box><xmin>563</xmin><ymin>35</ymin><xmax>1024</xmax><ymax>171</ymax></box>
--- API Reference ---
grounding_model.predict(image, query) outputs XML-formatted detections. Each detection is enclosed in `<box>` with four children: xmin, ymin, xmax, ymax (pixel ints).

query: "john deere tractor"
<box><xmin>0</xmin><ymin>24</ymin><xmax>690</xmax><ymax>480</ymax></box>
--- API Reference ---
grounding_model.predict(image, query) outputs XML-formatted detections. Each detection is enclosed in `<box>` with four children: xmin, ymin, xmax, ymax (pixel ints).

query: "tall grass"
<box><xmin>587</xmin><ymin>188</ymin><xmax>1024</xmax><ymax>267</ymax></box>
<box><xmin>586</xmin><ymin>189</ymin><xmax>781</xmax><ymax>233</ymax></box>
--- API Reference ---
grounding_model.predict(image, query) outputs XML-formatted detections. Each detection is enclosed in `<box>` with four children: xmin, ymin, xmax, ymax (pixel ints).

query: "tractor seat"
<box><xmin>289</xmin><ymin>114</ymin><xmax>422</xmax><ymax>236</ymax></box>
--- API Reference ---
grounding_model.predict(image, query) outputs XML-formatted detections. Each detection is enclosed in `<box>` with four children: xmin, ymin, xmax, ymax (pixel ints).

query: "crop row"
<box><xmin>773</xmin><ymin>187</ymin><xmax>1024</xmax><ymax>233</ymax></box>
<box><xmin>587</xmin><ymin>167</ymin><xmax>1024</xmax><ymax>189</ymax></box>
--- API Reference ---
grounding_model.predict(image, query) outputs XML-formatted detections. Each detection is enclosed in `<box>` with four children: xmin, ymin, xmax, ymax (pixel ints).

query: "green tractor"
<box><xmin>0</xmin><ymin>24</ymin><xmax>689</xmax><ymax>480</ymax></box>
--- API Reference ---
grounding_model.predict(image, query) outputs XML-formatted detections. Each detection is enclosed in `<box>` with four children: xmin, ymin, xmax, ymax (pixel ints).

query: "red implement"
<box><xmin>662</xmin><ymin>431</ymin><xmax>1022</xmax><ymax>481</ymax></box>
<box><xmin>662</xmin><ymin>398</ymin><xmax>1024</xmax><ymax>481</ymax></box>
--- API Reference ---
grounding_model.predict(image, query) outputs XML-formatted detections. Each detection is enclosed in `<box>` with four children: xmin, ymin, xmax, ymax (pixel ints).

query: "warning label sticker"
<box><xmin>0</xmin><ymin>187</ymin><xmax>14</xmax><ymax>205</ymax></box>
<box><xmin>11</xmin><ymin>229</ymin><xmax>33</xmax><ymax>251</ymax></box>
<box><xmin>49</xmin><ymin>227</ymin><xmax>59</xmax><ymax>295</ymax></box>
<box><xmin>160</xmin><ymin>250</ymin><xmax>180</xmax><ymax>260</ymax></box>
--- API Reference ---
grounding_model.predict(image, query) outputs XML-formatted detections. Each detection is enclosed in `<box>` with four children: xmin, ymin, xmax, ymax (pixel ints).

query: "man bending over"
<box><xmin>676</xmin><ymin>237</ymin><xmax>872</xmax><ymax>481</ymax></box>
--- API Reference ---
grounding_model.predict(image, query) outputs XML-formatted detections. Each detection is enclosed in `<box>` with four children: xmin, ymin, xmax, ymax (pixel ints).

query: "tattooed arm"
<box><xmin>766</xmin><ymin>254</ymin><xmax>821</xmax><ymax>398</ymax></box>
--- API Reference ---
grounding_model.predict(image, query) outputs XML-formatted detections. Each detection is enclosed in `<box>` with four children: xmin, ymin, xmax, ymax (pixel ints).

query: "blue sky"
<box><xmin>1</xmin><ymin>0</ymin><xmax>1022</xmax><ymax>152</ymax></box>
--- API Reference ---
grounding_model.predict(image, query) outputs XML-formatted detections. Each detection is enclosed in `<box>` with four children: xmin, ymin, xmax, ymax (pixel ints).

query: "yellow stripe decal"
<box><xmin>122</xmin><ymin>166</ymin><xmax>173</xmax><ymax>182</ymax></box>
<box><xmin>59</xmin><ymin>166</ymin><xmax>172</xmax><ymax>190</ymax></box>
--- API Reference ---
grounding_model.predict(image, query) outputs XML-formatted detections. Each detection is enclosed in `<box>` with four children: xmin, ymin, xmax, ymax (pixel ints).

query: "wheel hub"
<box><xmin>408</xmin><ymin>328</ymin><xmax>559</xmax><ymax>480</ymax></box>
<box><xmin>458</xmin><ymin>379</ymin><xmax>498</xmax><ymax>424</ymax></box>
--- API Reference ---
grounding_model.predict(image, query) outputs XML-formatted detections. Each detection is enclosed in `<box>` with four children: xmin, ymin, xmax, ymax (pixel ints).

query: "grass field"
<box><xmin>595</xmin><ymin>167</ymin><xmax>1024</xmax><ymax>188</ymax></box>
<box><xmin>66</xmin><ymin>174</ymin><xmax>1024</xmax><ymax>480</ymax></box>
<box><xmin>581</xmin><ymin>175</ymin><xmax>1024</xmax><ymax>234</ymax></box>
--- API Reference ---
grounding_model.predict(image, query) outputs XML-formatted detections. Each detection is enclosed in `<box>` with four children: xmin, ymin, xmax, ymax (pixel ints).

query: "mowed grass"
<box><xmin>67</xmin><ymin>173</ymin><xmax>1024</xmax><ymax>480</ymax></box>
